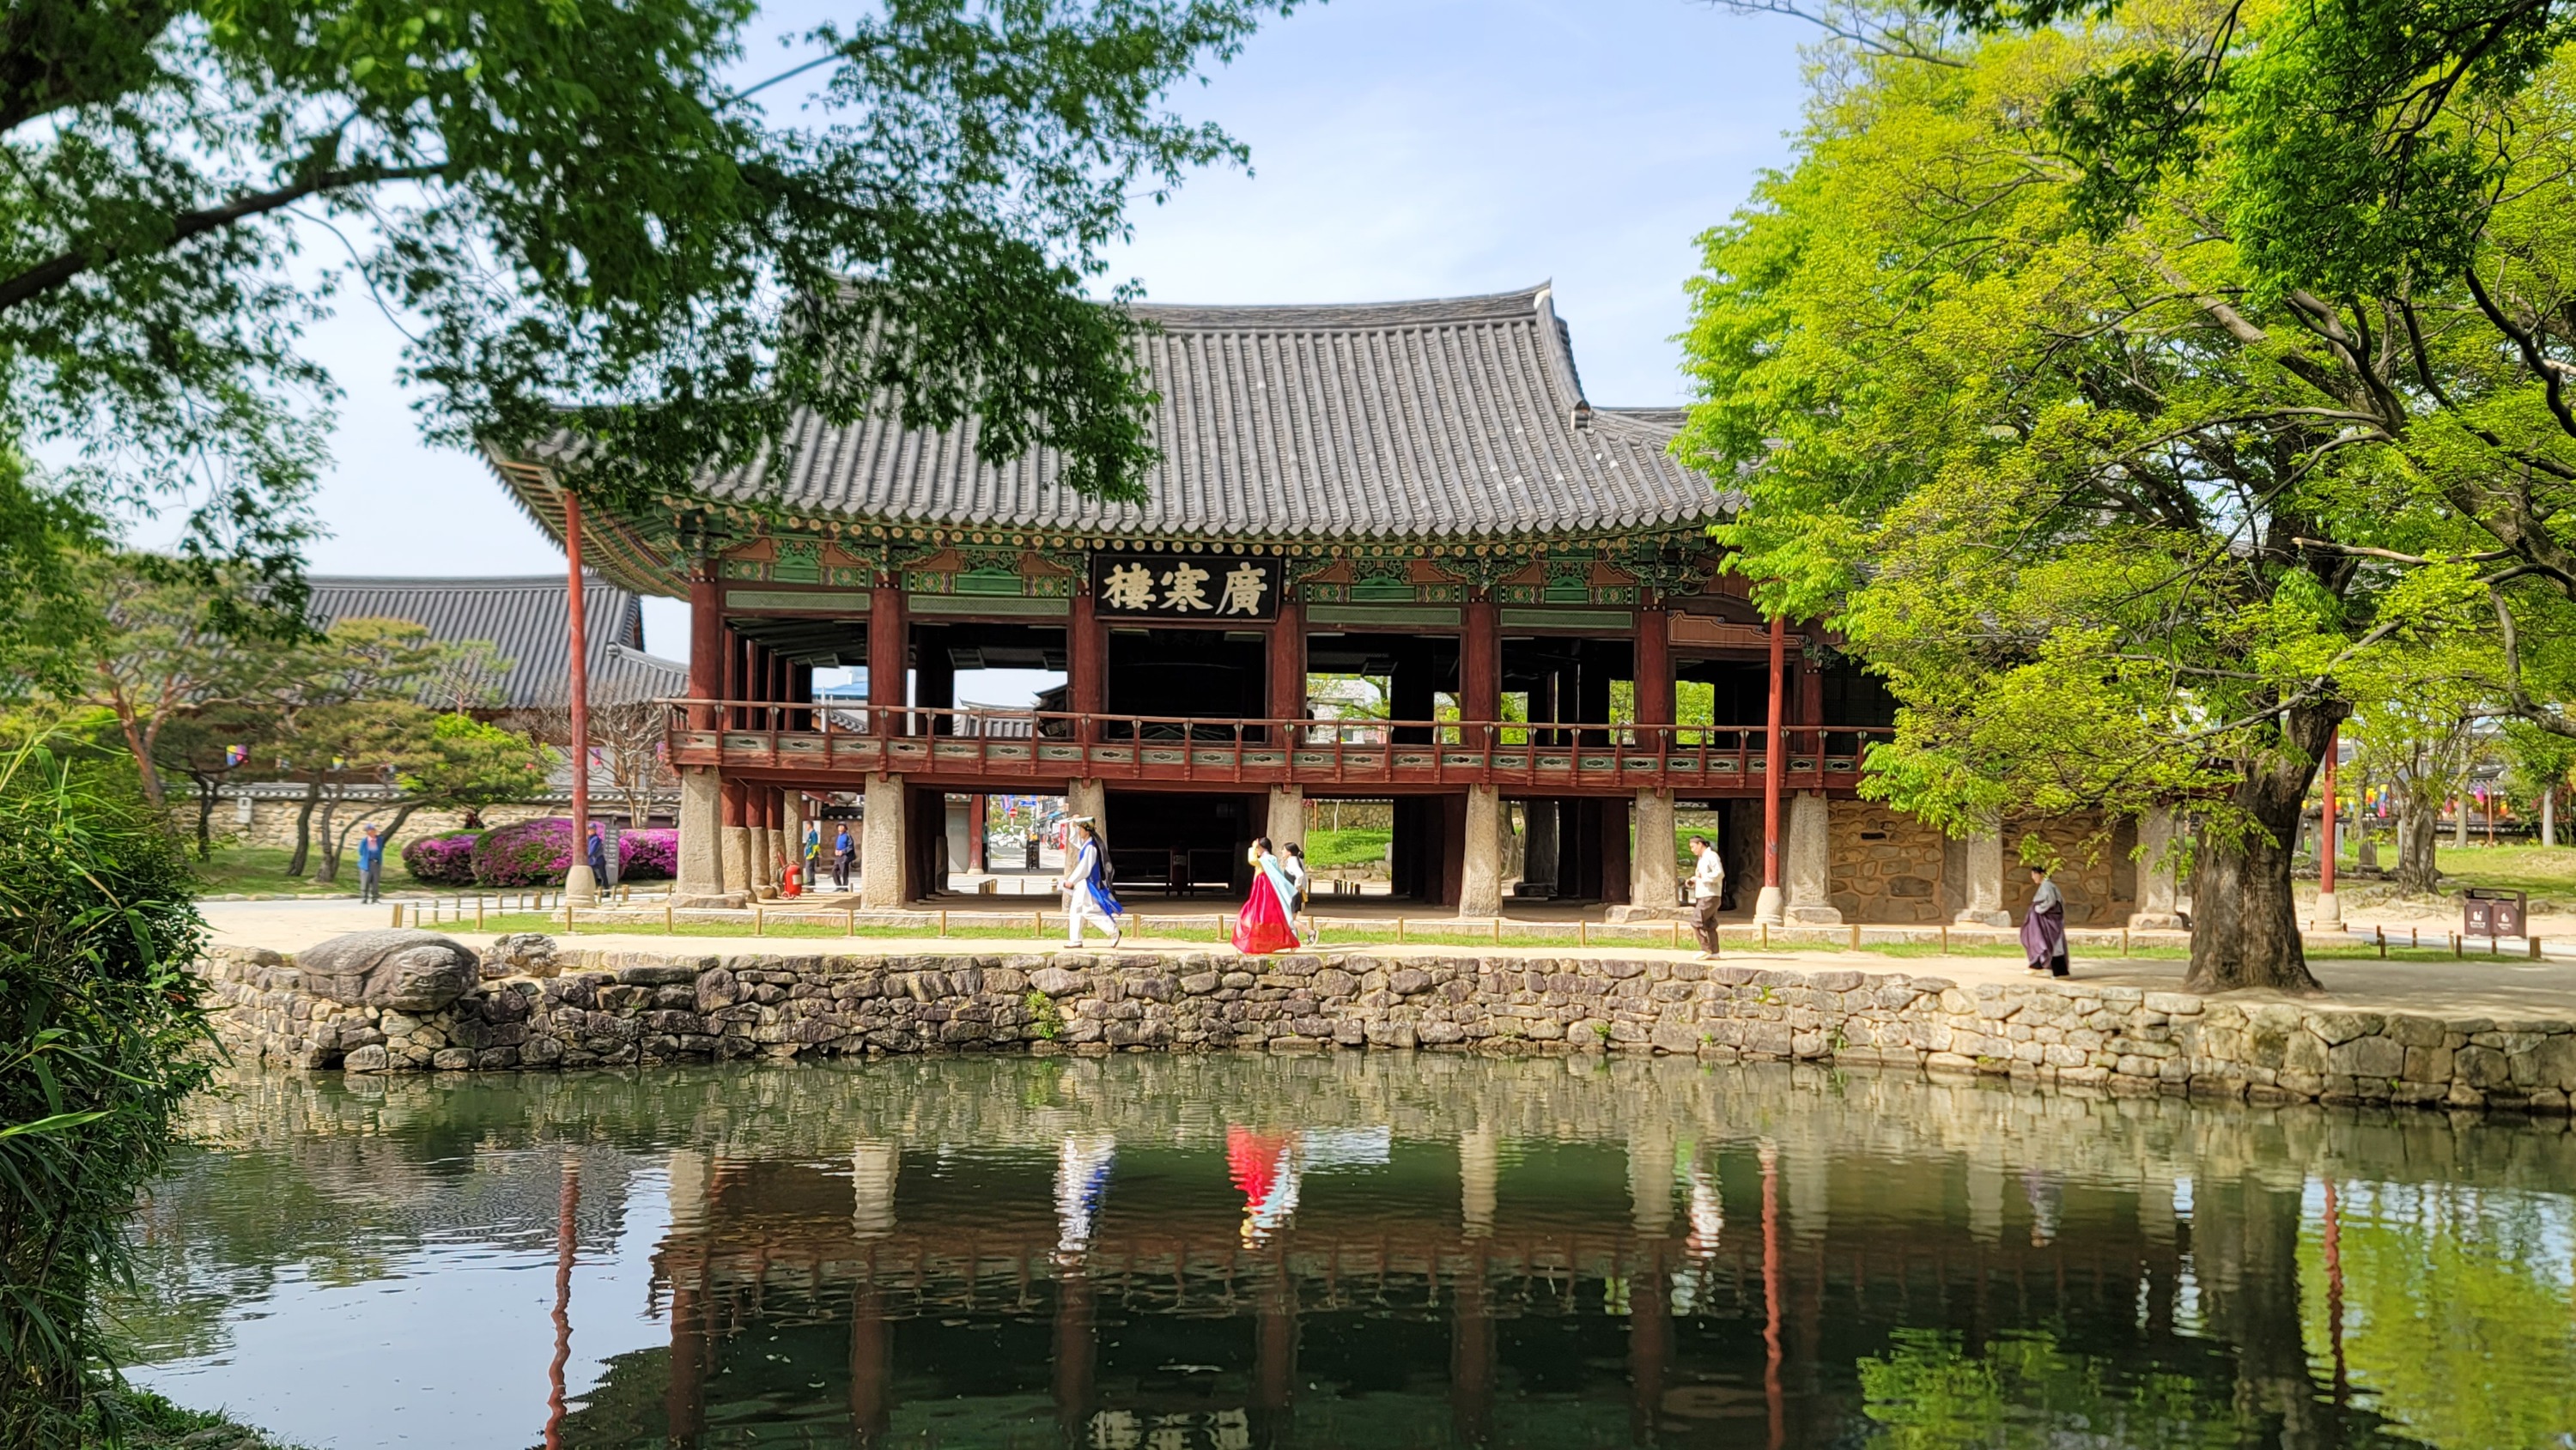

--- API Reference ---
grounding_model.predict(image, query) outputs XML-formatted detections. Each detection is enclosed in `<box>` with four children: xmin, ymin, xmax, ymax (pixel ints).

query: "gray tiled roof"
<box><xmin>307</xmin><ymin>575</ymin><xmax>682</xmax><ymax>711</ymax></box>
<box><xmin>530</xmin><ymin>285</ymin><xmax>1728</xmax><ymax>543</ymax></box>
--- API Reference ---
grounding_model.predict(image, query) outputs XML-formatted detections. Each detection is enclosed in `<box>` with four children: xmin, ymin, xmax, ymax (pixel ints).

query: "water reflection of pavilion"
<box><xmin>617</xmin><ymin>1131</ymin><xmax>2229</xmax><ymax>1450</ymax></box>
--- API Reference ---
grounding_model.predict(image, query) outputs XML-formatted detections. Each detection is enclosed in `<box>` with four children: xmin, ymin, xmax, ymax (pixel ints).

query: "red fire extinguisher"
<box><xmin>782</xmin><ymin>858</ymin><xmax>802</xmax><ymax>898</ymax></box>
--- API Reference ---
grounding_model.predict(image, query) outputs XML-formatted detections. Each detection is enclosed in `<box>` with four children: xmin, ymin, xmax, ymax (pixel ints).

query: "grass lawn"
<box><xmin>2426</xmin><ymin>844</ymin><xmax>2576</xmax><ymax>901</ymax></box>
<box><xmin>191</xmin><ymin>844</ymin><xmax>357</xmax><ymax>896</ymax></box>
<box><xmin>1303</xmin><ymin>828</ymin><xmax>1391</xmax><ymax>871</ymax></box>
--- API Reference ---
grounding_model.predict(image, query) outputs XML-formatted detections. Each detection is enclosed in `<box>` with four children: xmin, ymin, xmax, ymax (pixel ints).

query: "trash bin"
<box><xmin>2464</xmin><ymin>888</ymin><xmax>2528</xmax><ymax>939</ymax></box>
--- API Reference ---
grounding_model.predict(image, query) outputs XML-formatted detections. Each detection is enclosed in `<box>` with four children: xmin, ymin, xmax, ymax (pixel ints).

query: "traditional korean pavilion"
<box><xmin>487</xmin><ymin>285</ymin><xmax>2166</xmax><ymax>929</ymax></box>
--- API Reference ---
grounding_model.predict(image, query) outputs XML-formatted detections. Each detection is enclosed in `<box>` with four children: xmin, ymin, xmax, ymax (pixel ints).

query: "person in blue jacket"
<box><xmin>355</xmin><ymin>823</ymin><xmax>385</xmax><ymax>904</ymax></box>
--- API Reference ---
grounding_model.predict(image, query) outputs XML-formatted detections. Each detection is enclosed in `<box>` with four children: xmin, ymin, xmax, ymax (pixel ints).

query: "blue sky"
<box><xmin>286</xmin><ymin>0</ymin><xmax>1817</xmax><ymax>659</ymax></box>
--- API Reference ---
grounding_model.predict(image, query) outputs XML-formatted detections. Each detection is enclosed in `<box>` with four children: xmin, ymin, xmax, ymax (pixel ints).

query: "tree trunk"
<box><xmin>2395</xmin><ymin>797</ymin><xmax>2442</xmax><ymax>893</ymax></box>
<box><xmin>2184</xmin><ymin>707</ymin><xmax>2331</xmax><ymax>994</ymax></box>
<box><xmin>284</xmin><ymin>783</ymin><xmax>322</xmax><ymax>876</ymax></box>
<box><xmin>308</xmin><ymin>796</ymin><xmax>342</xmax><ymax>883</ymax></box>
<box><xmin>2193</xmin><ymin>1173</ymin><xmax>2327</xmax><ymax>1449</ymax></box>
<box><xmin>2452</xmin><ymin>797</ymin><xmax>2469</xmax><ymax>847</ymax></box>
<box><xmin>192</xmin><ymin>775</ymin><xmax>218</xmax><ymax>860</ymax></box>
<box><xmin>112</xmin><ymin>703</ymin><xmax>168</xmax><ymax>808</ymax></box>
<box><xmin>375</xmin><ymin>804</ymin><xmax>423</xmax><ymax>864</ymax></box>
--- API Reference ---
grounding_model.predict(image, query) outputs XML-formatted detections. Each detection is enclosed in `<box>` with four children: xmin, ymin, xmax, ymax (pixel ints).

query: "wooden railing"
<box><xmin>663</xmin><ymin>700</ymin><xmax>1890</xmax><ymax>792</ymax></box>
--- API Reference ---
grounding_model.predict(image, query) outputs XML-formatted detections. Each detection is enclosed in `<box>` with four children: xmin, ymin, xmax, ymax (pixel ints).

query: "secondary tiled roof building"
<box><xmin>307</xmin><ymin>574</ymin><xmax>684</xmax><ymax>712</ymax></box>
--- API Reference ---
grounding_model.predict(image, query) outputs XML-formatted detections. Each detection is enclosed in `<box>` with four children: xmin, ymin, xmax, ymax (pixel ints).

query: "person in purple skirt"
<box><xmin>2021</xmin><ymin>864</ymin><xmax>2069</xmax><ymax>977</ymax></box>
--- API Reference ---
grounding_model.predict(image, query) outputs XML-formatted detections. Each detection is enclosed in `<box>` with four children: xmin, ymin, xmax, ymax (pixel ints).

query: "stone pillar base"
<box><xmin>1458</xmin><ymin>785</ymin><xmax>1503</xmax><ymax>919</ymax></box>
<box><xmin>1954</xmin><ymin>909</ymin><xmax>2011</xmax><ymax>928</ymax></box>
<box><xmin>1753</xmin><ymin>885</ymin><xmax>1785</xmax><ymax>925</ymax></box>
<box><xmin>1267</xmin><ymin>785</ymin><xmax>1305</xmax><ymax>855</ymax></box>
<box><xmin>1631</xmin><ymin>788</ymin><xmax>1678</xmax><ymax>911</ymax></box>
<box><xmin>862</xmin><ymin>774</ymin><xmax>907</xmax><ymax>911</ymax></box>
<box><xmin>2312</xmin><ymin>891</ymin><xmax>2342</xmax><ymax>929</ymax></box>
<box><xmin>1604</xmin><ymin>904</ymin><xmax>1692</xmax><ymax>925</ymax></box>
<box><xmin>677</xmin><ymin>767</ymin><xmax>723</xmax><ymax>900</ymax></box>
<box><xmin>1789</xmin><ymin>904</ymin><xmax>1844</xmax><ymax>925</ymax></box>
<box><xmin>720</xmin><ymin>825</ymin><xmax>752</xmax><ymax>898</ymax></box>
<box><xmin>565</xmin><ymin>862</ymin><xmax>599</xmax><ymax>907</ymax></box>
<box><xmin>2127</xmin><ymin>912</ymin><xmax>2184</xmax><ymax>931</ymax></box>
<box><xmin>1066</xmin><ymin>778</ymin><xmax>1107</xmax><ymax>828</ymax></box>
<box><xmin>671</xmin><ymin>892</ymin><xmax>750</xmax><ymax>911</ymax></box>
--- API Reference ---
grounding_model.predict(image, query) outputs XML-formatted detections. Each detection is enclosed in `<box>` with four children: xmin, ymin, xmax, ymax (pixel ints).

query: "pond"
<box><xmin>125</xmin><ymin>1056</ymin><xmax>2576</xmax><ymax>1449</ymax></box>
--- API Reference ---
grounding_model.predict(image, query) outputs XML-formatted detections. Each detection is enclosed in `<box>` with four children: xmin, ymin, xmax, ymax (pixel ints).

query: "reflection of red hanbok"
<box><xmin>1226</xmin><ymin>1127</ymin><xmax>1301</xmax><ymax>1242</ymax></box>
<box><xmin>1232</xmin><ymin>872</ymin><xmax>1300</xmax><ymax>955</ymax></box>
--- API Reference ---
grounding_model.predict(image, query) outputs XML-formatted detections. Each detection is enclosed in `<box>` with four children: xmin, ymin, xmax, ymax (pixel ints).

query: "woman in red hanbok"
<box><xmin>1231</xmin><ymin>835</ymin><xmax>1302</xmax><ymax>955</ymax></box>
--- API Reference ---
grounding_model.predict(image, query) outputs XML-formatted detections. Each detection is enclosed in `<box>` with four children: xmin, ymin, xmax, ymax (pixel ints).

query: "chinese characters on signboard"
<box><xmin>1091</xmin><ymin>554</ymin><xmax>1280</xmax><ymax>621</ymax></box>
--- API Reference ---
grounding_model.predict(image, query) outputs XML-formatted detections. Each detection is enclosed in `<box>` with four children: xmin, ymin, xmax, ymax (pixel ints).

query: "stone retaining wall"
<box><xmin>202</xmin><ymin>943</ymin><xmax>2576</xmax><ymax>1113</ymax></box>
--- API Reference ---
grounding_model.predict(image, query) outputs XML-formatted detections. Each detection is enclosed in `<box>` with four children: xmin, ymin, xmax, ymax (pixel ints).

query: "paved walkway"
<box><xmin>199</xmin><ymin>899</ymin><xmax>2576</xmax><ymax>1023</ymax></box>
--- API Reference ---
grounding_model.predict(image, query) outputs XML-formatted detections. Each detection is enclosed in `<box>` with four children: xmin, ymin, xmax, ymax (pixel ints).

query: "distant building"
<box><xmin>306</xmin><ymin>573</ymin><xmax>684</xmax><ymax>713</ymax></box>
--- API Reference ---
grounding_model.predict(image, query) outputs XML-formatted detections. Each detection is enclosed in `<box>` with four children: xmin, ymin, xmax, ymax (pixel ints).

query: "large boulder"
<box><xmin>298</xmin><ymin>930</ymin><xmax>479</xmax><ymax>1012</ymax></box>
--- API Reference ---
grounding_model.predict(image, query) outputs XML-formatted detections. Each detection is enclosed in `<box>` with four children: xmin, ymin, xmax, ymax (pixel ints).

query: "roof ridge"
<box><xmin>307</xmin><ymin>573</ymin><xmax>620</xmax><ymax>588</ymax></box>
<box><xmin>1125</xmin><ymin>284</ymin><xmax>1552</xmax><ymax>332</ymax></box>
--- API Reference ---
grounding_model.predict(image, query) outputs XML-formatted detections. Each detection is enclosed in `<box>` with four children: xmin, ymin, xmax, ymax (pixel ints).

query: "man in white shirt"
<box><xmin>1688</xmin><ymin>834</ymin><xmax>1726</xmax><ymax>958</ymax></box>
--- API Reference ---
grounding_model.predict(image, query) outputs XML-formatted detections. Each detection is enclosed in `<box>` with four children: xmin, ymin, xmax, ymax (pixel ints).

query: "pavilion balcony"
<box><xmin>663</xmin><ymin>699</ymin><xmax>1890</xmax><ymax>795</ymax></box>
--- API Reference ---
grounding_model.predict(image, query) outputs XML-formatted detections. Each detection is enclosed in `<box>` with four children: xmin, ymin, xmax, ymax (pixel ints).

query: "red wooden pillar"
<box><xmin>733</xmin><ymin>638</ymin><xmax>752</xmax><ymax>725</ymax></box>
<box><xmin>1629</xmin><ymin>1240</ymin><xmax>1669</xmax><ymax>1447</ymax></box>
<box><xmin>1053</xmin><ymin>1271</ymin><xmax>1096</xmax><ymax>1439</ymax></box>
<box><xmin>743</xmin><ymin>641</ymin><xmax>769</xmax><ymax>729</ymax></box>
<box><xmin>1069</xmin><ymin>589</ymin><xmax>1104</xmax><ymax>744</ymax></box>
<box><xmin>867</xmin><ymin>582</ymin><xmax>906</xmax><ymax>733</ymax></box>
<box><xmin>2320</xmin><ymin>725</ymin><xmax>2339</xmax><ymax>897</ymax></box>
<box><xmin>967</xmin><ymin>793</ymin><xmax>987</xmax><ymax>874</ymax></box>
<box><xmin>562</xmin><ymin>495</ymin><xmax>592</xmax><ymax>847</ymax></box>
<box><xmin>666</xmin><ymin>1266</ymin><xmax>708</xmax><ymax>1448</ymax></box>
<box><xmin>1635</xmin><ymin>605</ymin><xmax>1671</xmax><ymax>731</ymax></box>
<box><xmin>1269</xmin><ymin>597</ymin><xmax>1308</xmax><ymax>732</ymax></box>
<box><xmin>1461</xmin><ymin>595</ymin><xmax>1499</xmax><ymax>735</ymax></box>
<box><xmin>688</xmin><ymin>568</ymin><xmax>723</xmax><ymax>731</ymax></box>
<box><xmin>849</xmin><ymin>1282</ymin><xmax>889</xmax><ymax>1447</ymax></box>
<box><xmin>1764</xmin><ymin>613</ymin><xmax>1785</xmax><ymax>895</ymax></box>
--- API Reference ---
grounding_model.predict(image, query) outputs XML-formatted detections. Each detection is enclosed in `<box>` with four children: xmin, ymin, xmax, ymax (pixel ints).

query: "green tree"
<box><xmin>52</xmin><ymin>555</ymin><xmax>276</xmax><ymax>810</ymax></box>
<box><xmin>0</xmin><ymin>738</ymin><xmax>211</xmax><ymax>1450</ymax></box>
<box><xmin>147</xmin><ymin>701</ymin><xmax>279</xmax><ymax>862</ymax></box>
<box><xmin>0</xmin><ymin>457</ymin><xmax>108</xmax><ymax>703</ymax></box>
<box><xmin>2345</xmin><ymin>674</ymin><xmax>2496</xmax><ymax>892</ymax></box>
<box><xmin>0</xmin><ymin>0</ymin><xmax>1297</xmax><ymax>627</ymax></box>
<box><xmin>1676</xmin><ymin>18</ymin><xmax>2568</xmax><ymax>990</ymax></box>
<box><xmin>349</xmin><ymin>711</ymin><xmax>550</xmax><ymax>878</ymax></box>
<box><xmin>2498</xmin><ymin>723</ymin><xmax>2576</xmax><ymax>842</ymax></box>
<box><xmin>1857</xmin><ymin>1328</ymin><xmax>2246</xmax><ymax>1449</ymax></box>
<box><xmin>252</xmin><ymin>618</ymin><xmax>529</xmax><ymax>883</ymax></box>
<box><xmin>1734</xmin><ymin>0</ymin><xmax>2576</xmax><ymax>743</ymax></box>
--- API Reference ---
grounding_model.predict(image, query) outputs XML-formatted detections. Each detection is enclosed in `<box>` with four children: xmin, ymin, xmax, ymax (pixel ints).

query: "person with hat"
<box><xmin>1056</xmin><ymin>818</ymin><xmax>1124</xmax><ymax>947</ymax></box>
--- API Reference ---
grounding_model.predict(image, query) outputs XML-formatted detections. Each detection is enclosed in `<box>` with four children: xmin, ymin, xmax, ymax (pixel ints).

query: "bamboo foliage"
<box><xmin>0</xmin><ymin>737</ymin><xmax>213</xmax><ymax>1449</ymax></box>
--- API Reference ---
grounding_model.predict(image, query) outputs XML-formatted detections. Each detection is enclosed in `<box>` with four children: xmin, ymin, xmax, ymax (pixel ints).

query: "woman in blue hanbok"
<box><xmin>1056</xmin><ymin>820</ymin><xmax>1124</xmax><ymax>947</ymax></box>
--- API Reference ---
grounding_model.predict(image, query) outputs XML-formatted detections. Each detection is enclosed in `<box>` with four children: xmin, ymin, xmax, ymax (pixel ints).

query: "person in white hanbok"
<box><xmin>1279</xmin><ymin>842</ymin><xmax>1309</xmax><ymax>939</ymax></box>
<box><xmin>1055</xmin><ymin>820</ymin><xmax>1123</xmax><ymax>947</ymax></box>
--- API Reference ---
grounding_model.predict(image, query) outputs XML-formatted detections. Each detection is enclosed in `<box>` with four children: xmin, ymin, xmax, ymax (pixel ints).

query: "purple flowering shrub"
<box><xmin>402</xmin><ymin>831</ymin><xmax>481</xmax><ymax>886</ymax></box>
<box><xmin>471</xmin><ymin>817</ymin><xmax>575</xmax><ymax>887</ymax></box>
<box><xmin>453</xmin><ymin>819</ymin><xmax>676</xmax><ymax>885</ymax></box>
<box><xmin>617</xmin><ymin>828</ymin><xmax>677</xmax><ymax>880</ymax></box>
